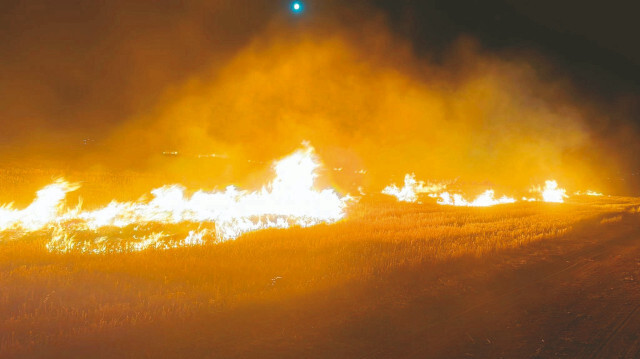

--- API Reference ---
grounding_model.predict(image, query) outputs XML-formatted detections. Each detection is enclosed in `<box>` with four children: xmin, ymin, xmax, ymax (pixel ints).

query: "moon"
<box><xmin>291</xmin><ymin>1</ymin><xmax>304</xmax><ymax>14</ymax></box>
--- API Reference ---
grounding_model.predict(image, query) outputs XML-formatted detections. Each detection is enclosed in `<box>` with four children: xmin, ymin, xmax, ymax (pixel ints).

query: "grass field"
<box><xmin>1</xmin><ymin>171</ymin><xmax>639</xmax><ymax>359</ymax></box>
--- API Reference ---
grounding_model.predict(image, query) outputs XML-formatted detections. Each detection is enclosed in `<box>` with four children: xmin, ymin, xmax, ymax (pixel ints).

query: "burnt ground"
<box><xmin>15</xmin><ymin>213</ymin><xmax>640</xmax><ymax>359</ymax></box>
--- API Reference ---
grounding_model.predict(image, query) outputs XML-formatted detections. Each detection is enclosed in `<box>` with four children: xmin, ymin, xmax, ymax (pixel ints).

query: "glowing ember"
<box><xmin>0</xmin><ymin>144</ymin><xmax>351</xmax><ymax>253</ymax></box>
<box><xmin>381</xmin><ymin>174</ymin><xmax>446</xmax><ymax>202</ymax></box>
<box><xmin>437</xmin><ymin>190</ymin><xmax>516</xmax><ymax>207</ymax></box>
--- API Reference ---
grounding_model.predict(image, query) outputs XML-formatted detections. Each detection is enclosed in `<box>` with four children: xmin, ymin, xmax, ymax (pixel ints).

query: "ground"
<box><xmin>1</xmin><ymin>173</ymin><xmax>639</xmax><ymax>358</ymax></box>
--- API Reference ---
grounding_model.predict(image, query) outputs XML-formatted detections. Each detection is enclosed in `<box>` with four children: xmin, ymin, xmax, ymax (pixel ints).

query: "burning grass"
<box><xmin>0</xmin><ymin>145</ymin><xmax>351</xmax><ymax>253</ymax></box>
<box><xmin>1</xmin><ymin>188</ymin><xmax>638</xmax><ymax>357</ymax></box>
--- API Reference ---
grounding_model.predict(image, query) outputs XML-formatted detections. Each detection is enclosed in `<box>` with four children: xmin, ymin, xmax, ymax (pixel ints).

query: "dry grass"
<box><xmin>1</xmin><ymin>172</ymin><xmax>639</xmax><ymax>357</ymax></box>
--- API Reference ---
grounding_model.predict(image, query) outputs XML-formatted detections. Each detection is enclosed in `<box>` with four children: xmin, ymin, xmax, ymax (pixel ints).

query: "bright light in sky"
<box><xmin>291</xmin><ymin>1</ymin><xmax>304</xmax><ymax>13</ymax></box>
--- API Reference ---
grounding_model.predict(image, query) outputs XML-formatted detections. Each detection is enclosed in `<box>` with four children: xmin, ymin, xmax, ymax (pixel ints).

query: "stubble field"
<box><xmin>1</xmin><ymin>169</ymin><xmax>639</xmax><ymax>358</ymax></box>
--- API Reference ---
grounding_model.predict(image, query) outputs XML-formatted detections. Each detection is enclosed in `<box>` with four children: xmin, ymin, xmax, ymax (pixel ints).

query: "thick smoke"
<box><xmin>1</xmin><ymin>0</ymin><xmax>638</xmax><ymax>196</ymax></box>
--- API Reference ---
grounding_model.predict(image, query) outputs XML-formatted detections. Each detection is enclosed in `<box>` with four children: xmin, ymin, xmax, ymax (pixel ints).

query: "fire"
<box><xmin>381</xmin><ymin>173</ymin><xmax>516</xmax><ymax>206</ymax></box>
<box><xmin>0</xmin><ymin>180</ymin><xmax>79</xmax><ymax>232</ymax></box>
<box><xmin>382</xmin><ymin>174</ymin><xmax>570</xmax><ymax>206</ymax></box>
<box><xmin>0</xmin><ymin>144</ymin><xmax>351</xmax><ymax>253</ymax></box>
<box><xmin>530</xmin><ymin>180</ymin><xmax>568</xmax><ymax>203</ymax></box>
<box><xmin>381</xmin><ymin>174</ymin><xmax>446</xmax><ymax>202</ymax></box>
<box><xmin>0</xmin><ymin>148</ymin><xmax>589</xmax><ymax>253</ymax></box>
<box><xmin>575</xmin><ymin>190</ymin><xmax>603</xmax><ymax>196</ymax></box>
<box><xmin>437</xmin><ymin>190</ymin><xmax>516</xmax><ymax>207</ymax></box>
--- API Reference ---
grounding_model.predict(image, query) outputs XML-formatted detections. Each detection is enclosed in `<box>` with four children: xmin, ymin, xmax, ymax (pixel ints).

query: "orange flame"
<box><xmin>382</xmin><ymin>174</ymin><xmax>572</xmax><ymax>206</ymax></box>
<box><xmin>0</xmin><ymin>144</ymin><xmax>351</xmax><ymax>253</ymax></box>
<box><xmin>530</xmin><ymin>180</ymin><xmax>569</xmax><ymax>203</ymax></box>
<box><xmin>437</xmin><ymin>190</ymin><xmax>516</xmax><ymax>207</ymax></box>
<box><xmin>381</xmin><ymin>174</ymin><xmax>446</xmax><ymax>202</ymax></box>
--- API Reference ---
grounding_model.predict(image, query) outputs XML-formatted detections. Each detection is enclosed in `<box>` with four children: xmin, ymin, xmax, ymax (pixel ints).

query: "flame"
<box><xmin>381</xmin><ymin>174</ymin><xmax>446</xmax><ymax>202</ymax></box>
<box><xmin>382</xmin><ymin>174</ymin><xmax>571</xmax><ymax>206</ymax></box>
<box><xmin>437</xmin><ymin>190</ymin><xmax>516</xmax><ymax>207</ymax></box>
<box><xmin>531</xmin><ymin>180</ymin><xmax>568</xmax><ymax>203</ymax></box>
<box><xmin>0</xmin><ymin>179</ymin><xmax>79</xmax><ymax>232</ymax></box>
<box><xmin>0</xmin><ymin>144</ymin><xmax>351</xmax><ymax>253</ymax></box>
<box><xmin>575</xmin><ymin>190</ymin><xmax>603</xmax><ymax>196</ymax></box>
<box><xmin>381</xmin><ymin>173</ymin><xmax>515</xmax><ymax>206</ymax></box>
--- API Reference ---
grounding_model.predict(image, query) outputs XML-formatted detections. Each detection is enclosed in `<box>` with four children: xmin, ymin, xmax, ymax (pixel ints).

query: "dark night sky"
<box><xmin>374</xmin><ymin>0</ymin><xmax>640</xmax><ymax>98</ymax></box>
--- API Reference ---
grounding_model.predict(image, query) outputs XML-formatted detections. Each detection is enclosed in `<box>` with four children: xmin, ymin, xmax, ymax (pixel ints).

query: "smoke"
<box><xmin>0</xmin><ymin>0</ymin><xmax>276</xmax><ymax>153</ymax></box>
<box><xmin>1</xmin><ymin>0</ymin><xmax>639</xmax><ymax>195</ymax></box>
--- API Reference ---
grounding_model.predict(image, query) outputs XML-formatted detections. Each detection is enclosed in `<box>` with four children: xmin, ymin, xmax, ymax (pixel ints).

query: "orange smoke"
<box><xmin>0</xmin><ymin>3</ymin><xmax>635</xmax><ymax>198</ymax></box>
<box><xmin>79</xmin><ymin>19</ymin><xmax>624</xmax><ymax>196</ymax></box>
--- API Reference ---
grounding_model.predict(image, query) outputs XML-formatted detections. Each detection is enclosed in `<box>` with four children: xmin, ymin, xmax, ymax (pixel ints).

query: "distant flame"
<box><xmin>531</xmin><ymin>180</ymin><xmax>568</xmax><ymax>203</ymax></box>
<box><xmin>381</xmin><ymin>173</ymin><xmax>515</xmax><ymax>206</ymax></box>
<box><xmin>575</xmin><ymin>190</ymin><xmax>603</xmax><ymax>196</ymax></box>
<box><xmin>381</xmin><ymin>174</ymin><xmax>446</xmax><ymax>202</ymax></box>
<box><xmin>382</xmin><ymin>174</ymin><xmax>570</xmax><ymax>206</ymax></box>
<box><xmin>437</xmin><ymin>190</ymin><xmax>516</xmax><ymax>207</ymax></box>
